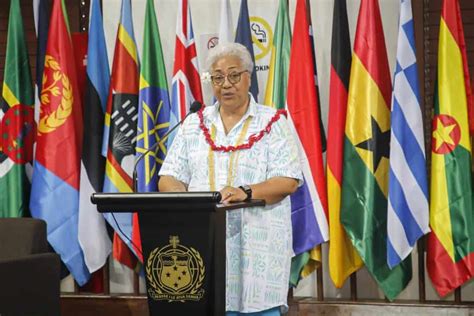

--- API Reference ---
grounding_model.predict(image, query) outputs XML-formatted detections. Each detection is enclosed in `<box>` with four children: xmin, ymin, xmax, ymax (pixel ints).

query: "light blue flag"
<box><xmin>387</xmin><ymin>0</ymin><xmax>430</xmax><ymax>269</ymax></box>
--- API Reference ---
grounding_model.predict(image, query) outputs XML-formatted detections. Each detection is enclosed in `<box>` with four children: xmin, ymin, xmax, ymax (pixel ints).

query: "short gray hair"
<box><xmin>206</xmin><ymin>42</ymin><xmax>254</xmax><ymax>74</ymax></box>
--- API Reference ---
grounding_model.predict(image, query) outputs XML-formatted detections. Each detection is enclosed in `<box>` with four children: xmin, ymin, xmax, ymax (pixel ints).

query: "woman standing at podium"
<box><xmin>159</xmin><ymin>43</ymin><xmax>302</xmax><ymax>316</ymax></box>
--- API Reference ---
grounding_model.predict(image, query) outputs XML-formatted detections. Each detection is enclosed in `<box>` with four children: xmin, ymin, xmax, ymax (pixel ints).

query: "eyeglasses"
<box><xmin>210</xmin><ymin>70</ymin><xmax>248</xmax><ymax>86</ymax></box>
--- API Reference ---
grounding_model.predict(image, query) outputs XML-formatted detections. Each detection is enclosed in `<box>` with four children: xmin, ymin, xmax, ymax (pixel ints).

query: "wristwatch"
<box><xmin>239</xmin><ymin>185</ymin><xmax>252</xmax><ymax>202</ymax></box>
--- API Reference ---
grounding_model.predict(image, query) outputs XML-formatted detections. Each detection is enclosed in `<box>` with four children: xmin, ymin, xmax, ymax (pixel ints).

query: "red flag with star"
<box><xmin>427</xmin><ymin>0</ymin><xmax>474</xmax><ymax>297</ymax></box>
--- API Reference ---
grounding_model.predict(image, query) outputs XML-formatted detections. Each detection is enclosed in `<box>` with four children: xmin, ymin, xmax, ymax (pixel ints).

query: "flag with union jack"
<box><xmin>169</xmin><ymin>0</ymin><xmax>203</xmax><ymax>145</ymax></box>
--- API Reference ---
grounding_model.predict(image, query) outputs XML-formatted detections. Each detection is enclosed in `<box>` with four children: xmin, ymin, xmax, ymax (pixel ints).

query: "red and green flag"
<box><xmin>427</xmin><ymin>0</ymin><xmax>474</xmax><ymax>297</ymax></box>
<box><xmin>0</xmin><ymin>0</ymin><xmax>35</xmax><ymax>218</ymax></box>
<box><xmin>340</xmin><ymin>0</ymin><xmax>411</xmax><ymax>300</ymax></box>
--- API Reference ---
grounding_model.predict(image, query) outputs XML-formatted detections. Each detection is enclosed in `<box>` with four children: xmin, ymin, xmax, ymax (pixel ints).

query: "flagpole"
<box><xmin>350</xmin><ymin>273</ymin><xmax>357</xmax><ymax>301</ymax></box>
<box><xmin>417</xmin><ymin>238</ymin><xmax>426</xmax><ymax>302</ymax></box>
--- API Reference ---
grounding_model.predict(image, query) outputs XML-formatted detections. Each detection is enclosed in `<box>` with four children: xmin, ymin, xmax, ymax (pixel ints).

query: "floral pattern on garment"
<box><xmin>159</xmin><ymin>96</ymin><xmax>303</xmax><ymax>313</ymax></box>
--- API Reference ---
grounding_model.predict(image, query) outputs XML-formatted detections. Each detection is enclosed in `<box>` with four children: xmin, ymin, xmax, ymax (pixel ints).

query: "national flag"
<box><xmin>30</xmin><ymin>0</ymin><xmax>89</xmax><ymax>285</ymax></box>
<box><xmin>458</xmin><ymin>18</ymin><xmax>474</xmax><ymax>135</ymax></box>
<box><xmin>297</xmin><ymin>0</ymin><xmax>329</xmax><ymax>281</ymax></box>
<box><xmin>72</xmin><ymin>30</ymin><xmax>106</xmax><ymax>294</ymax></box>
<box><xmin>34</xmin><ymin>0</ymin><xmax>73</xmax><ymax>282</ymax></box>
<box><xmin>33</xmin><ymin>0</ymin><xmax>51</xmax><ymax>98</ymax></box>
<box><xmin>102</xmin><ymin>0</ymin><xmax>140</xmax><ymax>269</ymax></box>
<box><xmin>263</xmin><ymin>0</ymin><xmax>291</xmax><ymax>109</ymax></box>
<box><xmin>427</xmin><ymin>0</ymin><xmax>474</xmax><ymax>297</ymax></box>
<box><xmin>133</xmin><ymin>0</ymin><xmax>172</xmax><ymax>261</ymax></box>
<box><xmin>78</xmin><ymin>0</ymin><xmax>112</xmax><ymax>274</ymax></box>
<box><xmin>286</xmin><ymin>0</ymin><xmax>329</xmax><ymax>287</ymax></box>
<box><xmin>170</xmin><ymin>0</ymin><xmax>203</xmax><ymax>146</ymax></box>
<box><xmin>260</xmin><ymin>0</ymin><xmax>295</xmax><ymax>277</ymax></box>
<box><xmin>235</xmin><ymin>0</ymin><xmax>259</xmax><ymax>101</ymax></box>
<box><xmin>0</xmin><ymin>0</ymin><xmax>35</xmax><ymax>218</ymax></box>
<box><xmin>218</xmin><ymin>0</ymin><xmax>233</xmax><ymax>44</ymax></box>
<box><xmin>308</xmin><ymin>24</ymin><xmax>326</xmax><ymax>154</ymax></box>
<box><xmin>387</xmin><ymin>0</ymin><xmax>429</xmax><ymax>269</ymax></box>
<box><xmin>327</xmin><ymin>0</ymin><xmax>363</xmax><ymax>288</ymax></box>
<box><xmin>33</xmin><ymin>0</ymin><xmax>51</xmax><ymax>134</ymax></box>
<box><xmin>340</xmin><ymin>0</ymin><xmax>411</xmax><ymax>300</ymax></box>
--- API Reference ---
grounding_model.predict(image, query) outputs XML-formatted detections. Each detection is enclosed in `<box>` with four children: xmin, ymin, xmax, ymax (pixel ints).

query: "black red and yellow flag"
<box><xmin>327</xmin><ymin>0</ymin><xmax>363</xmax><ymax>289</ymax></box>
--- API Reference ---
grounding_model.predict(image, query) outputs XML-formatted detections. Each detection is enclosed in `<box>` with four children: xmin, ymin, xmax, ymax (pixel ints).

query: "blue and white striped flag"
<box><xmin>387</xmin><ymin>0</ymin><xmax>430</xmax><ymax>269</ymax></box>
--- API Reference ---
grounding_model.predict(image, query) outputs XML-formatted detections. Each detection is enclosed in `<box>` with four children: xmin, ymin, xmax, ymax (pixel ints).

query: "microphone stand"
<box><xmin>132</xmin><ymin>102</ymin><xmax>203</xmax><ymax>192</ymax></box>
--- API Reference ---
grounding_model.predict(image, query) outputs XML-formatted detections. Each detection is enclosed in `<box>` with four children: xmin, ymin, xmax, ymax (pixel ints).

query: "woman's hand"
<box><xmin>220</xmin><ymin>177</ymin><xmax>298</xmax><ymax>205</ymax></box>
<box><xmin>220</xmin><ymin>186</ymin><xmax>247</xmax><ymax>204</ymax></box>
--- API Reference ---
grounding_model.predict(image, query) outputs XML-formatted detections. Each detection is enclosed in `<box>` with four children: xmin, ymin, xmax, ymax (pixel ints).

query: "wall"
<box><xmin>0</xmin><ymin>0</ymin><xmax>82</xmax><ymax>84</ymax></box>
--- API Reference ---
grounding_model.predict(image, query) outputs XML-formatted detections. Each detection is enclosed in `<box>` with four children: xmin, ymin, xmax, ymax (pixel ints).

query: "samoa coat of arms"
<box><xmin>146</xmin><ymin>235</ymin><xmax>205</xmax><ymax>302</ymax></box>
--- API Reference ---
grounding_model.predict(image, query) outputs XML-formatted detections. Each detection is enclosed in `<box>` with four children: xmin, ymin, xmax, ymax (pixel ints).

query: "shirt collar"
<box><xmin>208</xmin><ymin>93</ymin><xmax>257</xmax><ymax>124</ymax></box>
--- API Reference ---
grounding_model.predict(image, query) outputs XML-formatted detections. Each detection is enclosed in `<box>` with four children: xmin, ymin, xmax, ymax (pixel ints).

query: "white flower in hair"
<box><xmin>200</xmin><ymin>71</ymin><xmax>211</xmax><ymax>83</ymax></box>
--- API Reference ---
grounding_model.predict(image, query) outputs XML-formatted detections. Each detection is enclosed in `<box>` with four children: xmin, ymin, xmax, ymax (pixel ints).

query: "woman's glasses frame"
<box><xmin>210</xmin><ymin>70</ymin><xmax>248</xmax><ymax>86</ymax></box>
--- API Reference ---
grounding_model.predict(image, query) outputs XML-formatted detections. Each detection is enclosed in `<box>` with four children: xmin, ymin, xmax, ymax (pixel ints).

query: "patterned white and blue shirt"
<box><xmin>159</xmin><ymin>96</ymin><xmax>302</xmax><ymax>313</ymax></box>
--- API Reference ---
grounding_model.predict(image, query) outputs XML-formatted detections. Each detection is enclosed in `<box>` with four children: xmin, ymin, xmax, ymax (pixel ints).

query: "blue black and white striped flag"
<box><xmin>387</xmin><ymin>0</ymin><xmax>430</xmax><ymax>269</ymax></box>
<box><xmin>78</xmin><ymin>0</ymin><xmax>112</xmax><ymax>274</ymax></box>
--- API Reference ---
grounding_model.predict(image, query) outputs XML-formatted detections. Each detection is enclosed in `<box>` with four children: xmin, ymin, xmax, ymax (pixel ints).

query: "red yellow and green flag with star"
<box><xmin>340</xmin><ymin>0</ymin><xmax>411</xmax><ymax>300</ymax></box>
<box><xmin>427</xmin><ymin>0</ymin><xmax>474</xmax><ymax>297</ymax></box>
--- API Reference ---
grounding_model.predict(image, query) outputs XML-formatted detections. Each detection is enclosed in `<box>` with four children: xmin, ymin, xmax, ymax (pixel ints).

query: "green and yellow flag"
<box><xmin>427</xmin><ymin>0</ymin><xmax>474</xmax><ymax>297</ymax></box>
<box><xmin>134</xmin><ymin>0</ymin><xmax>172</xmax><ymax>260</ymax></box>
<box><xmin>0</xmin><ymin>0</ymin><xmax>35</xmax><ymax>218</ymax></box>
<box><xmin>340</xmin><ymin>0</ymin><xmax>411</xmax><ymax>300</ymax></box>
<box><xmin>263</xmin><ymin>0</ymin><xmax>291</xmax><ymax>109</ymax></box>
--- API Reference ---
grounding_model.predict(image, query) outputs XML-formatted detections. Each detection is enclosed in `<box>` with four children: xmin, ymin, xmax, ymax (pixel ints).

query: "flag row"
<box><xmin>0</xmin><ymin>0</ymin><xmax>472</xmax><ymax>299</ymax></box>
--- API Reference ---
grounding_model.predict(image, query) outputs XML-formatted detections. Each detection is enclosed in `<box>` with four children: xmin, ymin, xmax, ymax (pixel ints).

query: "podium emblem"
<box><xmin>146</xmin><ymin>236</ymin><xmax>205</xmax><ymax>301</ymax></box>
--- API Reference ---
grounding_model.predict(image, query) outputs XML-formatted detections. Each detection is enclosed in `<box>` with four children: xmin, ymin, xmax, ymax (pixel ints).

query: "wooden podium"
<box><xmin>91</xmin><ymin>192</ymin><xmax>264</xmax><ymax>316</ymax></box>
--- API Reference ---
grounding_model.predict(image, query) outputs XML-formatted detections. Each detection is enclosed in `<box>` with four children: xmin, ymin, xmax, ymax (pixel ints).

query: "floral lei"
<box><xmin>197</xmin><ymin>107</ymin><xmax>287</xmax><ymax>152</ymax></box>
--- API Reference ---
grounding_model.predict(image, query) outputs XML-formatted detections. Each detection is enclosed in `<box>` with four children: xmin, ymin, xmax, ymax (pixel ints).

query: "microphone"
<box><xmin>132</xmin><ymin>101</ymin><xmax>203</xmax><ymax>192</ymax></box>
